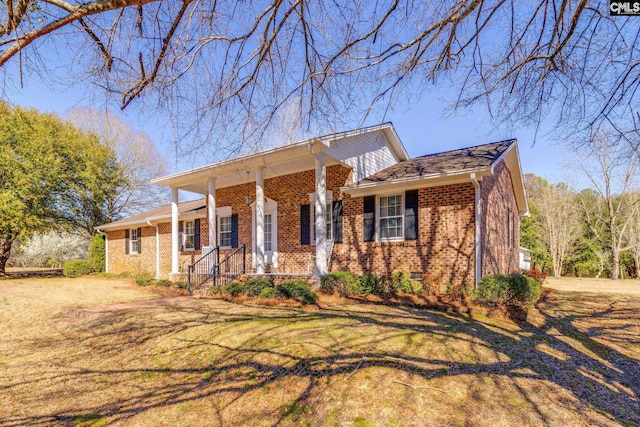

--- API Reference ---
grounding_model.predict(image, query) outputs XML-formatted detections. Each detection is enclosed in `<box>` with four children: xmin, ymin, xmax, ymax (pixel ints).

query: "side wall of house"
<box><xmin>106</xmin><ymin>226</ymin><xmax>158</xmax><ymax>275</ymax></box>
<box><xmin>107</xmin><ymin>220</ymin><xmax>210</xmax><ymax>279</ymax></box>
<box><xmin>335</xmin><ymin>183</ymin><xmax>476</xmax><ymax>287</ymax></box>
<box><xmin>480</xmin><ymin>160</ymin><xmax>520</xmax><ymax>276</ymax></box>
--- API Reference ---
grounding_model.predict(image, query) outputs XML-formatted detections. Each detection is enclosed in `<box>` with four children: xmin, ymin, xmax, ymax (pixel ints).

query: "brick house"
<box><xmin>96</xmin><ymin>123</ymin><xmax>528</xmax><ymax>289</ymax></box>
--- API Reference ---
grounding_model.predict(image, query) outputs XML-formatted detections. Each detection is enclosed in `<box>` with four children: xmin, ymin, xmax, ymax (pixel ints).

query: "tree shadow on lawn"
<box><xmin>1</xmin><ymin>293</ymin><xmax>639</xmax><ymax>426</ymax></box>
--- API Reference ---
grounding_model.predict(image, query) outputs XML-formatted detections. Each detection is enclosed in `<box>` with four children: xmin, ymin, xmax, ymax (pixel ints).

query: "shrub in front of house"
<box><xmin>390</xmin><ymin>271</ymin><xmax>424</xmax><ymax>294</ymax></box>
<box><xmin>134</xmin><ymin>273</ymin><xmax>155</xmax><ymax>286</ymax></box>
<box><xmin>358</xmin><ymin>273</ymin><xmax>388</xmax><ymax>295</ymax></box>
<box><xmin>243</xmin><ymin>277</ymin><xmax>274</xmax><ymax>296</ymax></box>
<box><xmin>276</xmin><ymin>280</ymin><xmax>318</xmax><ymax>305</ymax></box>
<box><xmin>63</xmin><ymin>259</ymin><xmax>92</xmax><ymax>278</ymax></box>
<box><xmin>156</xmin><ymin>279</ymin><xmax>171</xmax><ymax>287</ymax></box>
<box><xmin>320</xmin><ymin>271</ymin><xmax>360</xmax><ymax>296</ymax></box>
<box><xmin>88</xmin><ymin>234</ymin><xmax>106</xmax><ymax>273</ymax></box>
<box><xmin>471</xmin><ymin>274</ymin><xmax>541</xmax><ymax>310</ymax></box>
<box><xmin>259</xmin><ymin>287</ymin><xmax>277</xmax><ymax>298</ymax></box>
<box><xmin>223</xmin><ymin>281</ymin><xmax>246</xmax><ymax>296</ymax></box>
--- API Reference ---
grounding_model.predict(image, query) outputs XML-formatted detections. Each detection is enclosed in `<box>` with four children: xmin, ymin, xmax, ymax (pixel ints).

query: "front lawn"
<box><xmin>0</xmin><ymin>277</ymin><xmax>638</xmax><ymax>426</ymax></box>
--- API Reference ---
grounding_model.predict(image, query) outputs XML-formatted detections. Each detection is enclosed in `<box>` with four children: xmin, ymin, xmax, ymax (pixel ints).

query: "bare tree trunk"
<box><xmin>611</xmin><ymin>249</ymin><xmax>620</xmax><ymax>280</ymax></box>
<box><xmin>0</xmin><ymin>235</ymin><xmax>16</xmax><ymax>275</ymax></box>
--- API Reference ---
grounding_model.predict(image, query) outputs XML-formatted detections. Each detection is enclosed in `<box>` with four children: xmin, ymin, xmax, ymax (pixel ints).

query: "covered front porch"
<box><xmin>154</xmin><ymin>138</ymin><xmax>336</xmax><ymax>284</ymax></box>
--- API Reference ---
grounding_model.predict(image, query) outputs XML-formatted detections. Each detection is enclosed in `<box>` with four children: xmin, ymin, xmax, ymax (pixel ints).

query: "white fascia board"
<box><xmin>97</xmin><ymin>209</ymin><xmax>207</xmax><ymax>231</ymax></box>
<box><xmin>152</xmin><ymin>142</ymin><xmax>322</xmax><ymax>188</ymax></box>
<box><xmin>341</xmin><ymin>168</ymin><xmax>492</xmax><ymax>197</ymax></box>
<box><xmin>493</xmin><ymin>141</ymin><xmax>529</xmax><ymax>215</ymax></box>
<box><xmin>95</xmin><ymin>220</ymin><xmax>149</xmax><ymax>231</ymax></box>
<box><xmin>381</xmin><ymin>124</ymin><xmax>409</xmax><ymax>161</ymax></box>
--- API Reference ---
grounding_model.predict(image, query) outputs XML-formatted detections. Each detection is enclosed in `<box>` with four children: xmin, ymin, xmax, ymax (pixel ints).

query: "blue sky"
<box><xmin>4</xmin><ymin>68</ymin><xmax>577</xmax><ymax>187</ymax></box>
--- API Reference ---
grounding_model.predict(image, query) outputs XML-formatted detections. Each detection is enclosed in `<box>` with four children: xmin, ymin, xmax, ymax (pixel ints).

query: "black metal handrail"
<box><xmin>213</xmin><ymin>244</ymin><xmax>246</xmax><ymax>288</ymax></box>
<box><xmin>187</xmin><ymin>246</ymin><xmax>219</xmax><ymax>292</ymax></box>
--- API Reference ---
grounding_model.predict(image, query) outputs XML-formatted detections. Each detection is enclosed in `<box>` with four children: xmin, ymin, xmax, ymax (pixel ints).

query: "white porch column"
<box><xmin>255</xmin><ymin>167</ymin><xmax>265</xmax><ymax>274</ymax></box>
<box><xmin>171</xmin><ymin>187</ymin><xmax>180</xmax><ymax>274</ymax></box>
<box><xmin>208</xmin><ymin>177</ymin><xmax>216</xmax><ymax>249</ymax></box>
<box><xmin>315</xmin><ymin>157</ymin><xmax>328</xmax><ymax>276</ymax></box>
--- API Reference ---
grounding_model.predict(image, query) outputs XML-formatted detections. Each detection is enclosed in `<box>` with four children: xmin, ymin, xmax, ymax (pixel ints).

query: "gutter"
<box><xmin>147</xmin><ymin>220</ymin><xmax>161</xmax><ymax>279</ymax></box>
<box><xmin>470</xmin><ymin>173</ymin><xmax>482</xmax><ymax>289</ymax></box>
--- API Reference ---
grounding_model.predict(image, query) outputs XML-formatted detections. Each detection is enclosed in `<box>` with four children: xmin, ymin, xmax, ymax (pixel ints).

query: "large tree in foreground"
<box><xmin>0</xmin><ymin>103</ymin><xmax>124</xmax><ymax>273</ymax></box>
<box><xmin>1</xmin><ymin>1</ymin><xmax>639</xmax><ymax>162</ymax></box>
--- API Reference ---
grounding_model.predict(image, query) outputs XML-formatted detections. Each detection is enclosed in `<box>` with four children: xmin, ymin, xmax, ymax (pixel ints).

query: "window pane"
<box><xmin>219</xmin><ymin>216</ymin><xmax>232</xmax><ymax>247</ymax></box>
<box><xmin>184</xmin><ymin>221</ymin><xmax>195</xmax><ymax>249</ymax></box>
<box><xmin>312</xmin><ymin>203</ymin><xmax>333</xmax><ymax>242</ymax></box>
<box><xmin>379</xmin><ymin>195</ymin><xmax>403</xmax><ymax>240</ymax></box>
<box><xmin>265</xmin><ymin>214</ymin><xmax>272</xmax><ymax>251</ymax></box>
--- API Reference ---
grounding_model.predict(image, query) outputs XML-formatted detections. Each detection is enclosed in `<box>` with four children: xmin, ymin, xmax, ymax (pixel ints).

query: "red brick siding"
<box><xmin>106</xmin><ymin>227</ymin><xmax>157</xmax><ymax>275</ymax></box>
<box><xmin>107</xmin><ymin>163</ymin><xmax>521</xmax><ymax>287</ymax></box>
<box><xmin>334</xmin><ymin>183</ymin><xmax>476</xmax><ymax>287</ymax></box>
<box><xmin>480</xmin><ymin>160</ymin><xmax>520</xmax><ymax>276</ymax></box>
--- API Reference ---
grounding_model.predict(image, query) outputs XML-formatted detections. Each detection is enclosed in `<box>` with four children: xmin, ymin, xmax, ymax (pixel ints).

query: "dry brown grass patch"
<box><xmin>1</xmin><ymin>276</ymin><xmax>638</xmax><ymax>426</ymax></box>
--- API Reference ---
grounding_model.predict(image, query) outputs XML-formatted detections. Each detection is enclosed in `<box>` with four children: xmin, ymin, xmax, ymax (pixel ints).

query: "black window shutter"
<box><xmin>404</xmin><ymin>190</ymin><xmax>418</xmax><ymax>240</ymax></box>
<box><xmin>179</xmin><ymin>221</ymin><xmax>183</xmax><ymax>251</ymax></box>
<box><xmin>125</xmin><ymin>229</ymin><xmax>130</xmax><ymax>254</ymax></box>
<box><xmin>300</xmin><ymin>204</ymin><xmax>310</xmax><ymax>244</ymax></box>
<box><xmin>363</xmin><ymin>195</ymin><xmax>375</xmax><ymax>242</ymax></box>
<box><xmin>138</xmin><ymin>227</ymin><xmax>142</xmax><ymax>253</ymax></box>
<box><xmin>333</xmin><ymin>200</ymin><xmax>343</xmax><ymax>243</ymax></box>
<box><xmin>194</xmin><ymin>219</ymin><xmax>201</xmax><ymax>250</ymax></box>
<box><xmin>231</xmin><ymin>214</ymin><xmax>239</xmax><ymax>248</ymax></box>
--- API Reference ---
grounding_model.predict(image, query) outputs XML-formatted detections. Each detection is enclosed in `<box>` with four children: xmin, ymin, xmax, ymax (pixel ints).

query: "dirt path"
<box><xmin>544</xmin><ymin>276</ymin><xmax>640</xmax><ymax>295</ymax></box>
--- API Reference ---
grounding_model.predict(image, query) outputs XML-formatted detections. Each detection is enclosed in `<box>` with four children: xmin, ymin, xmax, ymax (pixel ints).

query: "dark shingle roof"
<box><xmin>359</xmin><ymin>139</ymin><xmax>515</xmax><ymax>184</ymax></box>
<box><xmin>98</xmin><ymin>199</ymin><xmax>206</xmax><ymax>229</ymax></box>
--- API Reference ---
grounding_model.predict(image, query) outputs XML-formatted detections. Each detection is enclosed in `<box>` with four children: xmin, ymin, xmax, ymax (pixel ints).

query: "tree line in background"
<box><xmin>521</xmin><ymin>129</ymin><xmax>640</xmax><ymax>280</ymax></box>
<box><xmin>0</xmin><ymin>104</ymin><xmax>168</xmax><ymax>274</ymax></box>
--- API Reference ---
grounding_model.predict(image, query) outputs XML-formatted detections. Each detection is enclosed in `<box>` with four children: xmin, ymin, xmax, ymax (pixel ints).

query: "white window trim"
<box><xmin>217</xmin><ymin>206</ymin><xmax>233</xmax><ymax>249</ymax></box>
<box><xmin>377</xmin><ymin>193</ymin><xmax>404</xmax><ymax>242</ymax></box>
<box><xmin>308</xmin><ymin>191</ymin><xmax>333</xmax><ymax>245</ymax></box>
<box><xmin>130</xmin><ymin>228</ymin><xmax>140</xmax><ymax>254</ymax></box>
<box><xmin>183</xmin><ymin>220</ymin><xmax>196</xmax><ymax>252</ymax></box>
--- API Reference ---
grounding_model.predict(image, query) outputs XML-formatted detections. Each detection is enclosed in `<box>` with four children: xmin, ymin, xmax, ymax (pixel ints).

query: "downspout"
<box><xmin>470</xmin><ymin>173</ymin><xmax>482</xmax><ymax>289</ymax></box>
<box><xmin>95</xmin><ymin>228</ymin><xmax>108</xmax><ymax>274</ymax></box>
<box><xmin>147</xmin><ymin>220</ymin><xmax>160</xmax><ymax>279</ymax></box>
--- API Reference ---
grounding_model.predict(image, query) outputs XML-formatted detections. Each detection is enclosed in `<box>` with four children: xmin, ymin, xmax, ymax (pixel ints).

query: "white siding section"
<box><xmin>324</xmin><ymin>131</ymin><xmax>399</xmax><ymax>182</ymax></box>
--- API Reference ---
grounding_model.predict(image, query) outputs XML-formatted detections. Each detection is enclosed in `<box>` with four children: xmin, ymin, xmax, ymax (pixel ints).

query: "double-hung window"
<box><xmin>219</xmin><ymin>216</ymin><xmax>232</xmax><ymax>248</ymax></box>
<box><xmin>379</xmin><ymin>194</ymin><xmax>403</xmax><ymax>240</ymax></box>
<box><xmin>311</xmin><ymin>203</ymin><xmax>333</xmax><ymax>243</ymax></box>
<box><xmin>183</xmin><ymin>221</ymin><xmax>195</xmax><ymax>251</ymax></box>
<box><xmin>130</xmin><ymin>228</ymin><xmax>141</xmax><ymax>254</ymax></box>
<box><xmin>265</xmin><ymin>214</ymin><xmax>273</xmax><ymax>251</ymax></box>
